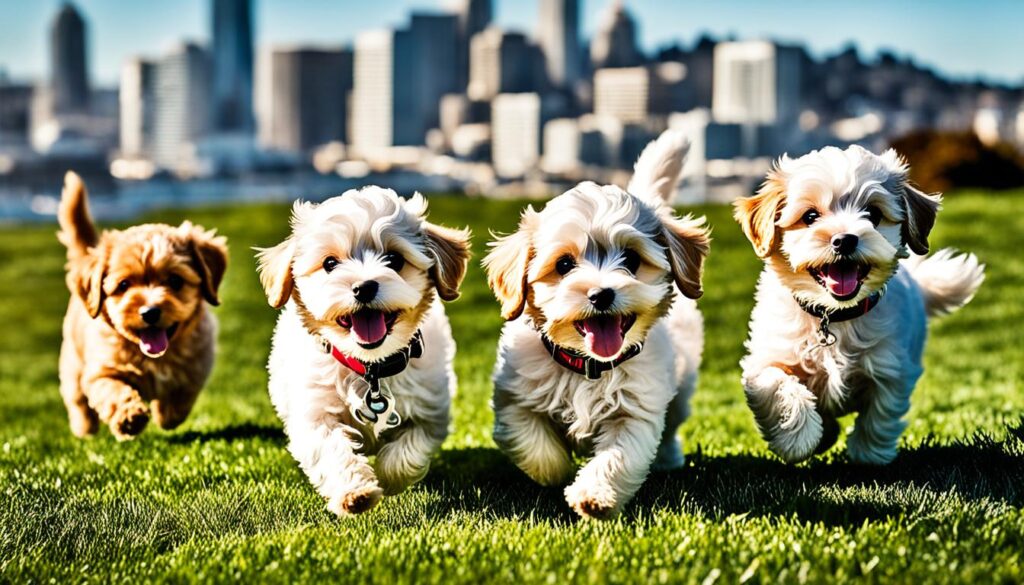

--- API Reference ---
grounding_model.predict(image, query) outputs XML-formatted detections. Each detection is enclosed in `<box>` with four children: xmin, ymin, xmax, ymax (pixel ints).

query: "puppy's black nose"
<box><xmin>140</xmin><ymin>306</ymin><xmax>161</xmax><ymax>325</ymax></box>
<box><xmin>352</xmin><ymin>280</ymin><xmax>379</xmax><ymax>304</ymax></box>
<box><xmin>831</xmin><ymin>233</ymin><xmax>859</xmax><ymax>256</ymax></box>
<box><xmin>588</xmin><ymin>288</ymin><xmax>616</xmax><ymax>312</ymax></box>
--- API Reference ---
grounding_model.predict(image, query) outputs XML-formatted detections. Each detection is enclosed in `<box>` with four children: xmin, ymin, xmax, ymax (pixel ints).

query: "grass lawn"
<box><xmin>0</xmin><ymin>190</ymin><xmax>1021</xmax><ymax>583</ymax></box>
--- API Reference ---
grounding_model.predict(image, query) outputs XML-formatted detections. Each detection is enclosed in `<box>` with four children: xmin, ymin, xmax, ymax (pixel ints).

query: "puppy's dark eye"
<box><xmin>866</xmin><ymin>205</ymin><xmax>883</xmax><ymax>226</ymax></box>
<box><xmin>801</xmin><ymin>209</ymin><xmax>821</xmax><ymax>226</ymax></box>
<box><xmin>167</xmin><ymin>274</ymin><xmax>184</xmax><ymax>291</ymax></box>
<box><xmin>381</xmin><ymin>252</ymin><xmax>405</xmax><ymax>272</ymax></box>
<box><xmin>323</xmin><ymin>256</ymin><xmax>339</xmax><ymax>273</ymax></box>
<box><xmin>115</xmin><ymin>279</ymin><xmax>130</xmax><ymax>294</ymax></box>
<box><xmin>555</xmin><ymin>254</ymin><xmax>576</xmax><ymax>276</ymax></box>
<box><xmin>621</xmin><ymin>249</ymin><xmax>641</xmax><ymax>274</ymax></box>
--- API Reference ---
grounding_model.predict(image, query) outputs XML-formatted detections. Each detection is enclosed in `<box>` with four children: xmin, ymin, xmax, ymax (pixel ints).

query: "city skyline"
<box><xmin>1</xmin><ymin>0</ymin><xmax>1023</xmax><ymax>87</ymax></box>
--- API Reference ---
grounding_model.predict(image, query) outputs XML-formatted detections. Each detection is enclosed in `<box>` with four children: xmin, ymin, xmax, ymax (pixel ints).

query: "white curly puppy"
<box><xmin>734</xmin><ymin>145</ymin><xmax>984</xmax><ymax>465</ymax></box>
<box><xmin>257</xmin><ymin>188</ymin><xmax>470</xmax><ymax>516</ymax></box>
<box><xmin>484</xmin><ymin>131</ymin><xmax>710</xmax><ymax>519</ymax></box>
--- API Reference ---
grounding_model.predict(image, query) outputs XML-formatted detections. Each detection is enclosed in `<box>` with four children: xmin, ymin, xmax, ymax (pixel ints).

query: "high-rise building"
<box><xmin>590</xmin><ymin>0</ymin><xmax>643</xmax><ymax>70</ymax></box>
<box><xmin>0</xmin><ymin>82</ymin><xmax>34</xmax><ymax>145</ymax></box>
<box><xmin>120</xmin><ymin>58</ymin><xmax>156</xmax><ymax>158</ymax></box>
<box><xmin>351</xmin><ymin>14</ymin><xmax>459</xmax><ymax>151</ymax></box>
<box><xmin>468</xmin><ymin>28</ymin><xmax>534</xmax><ymax>101</ymax></box>
<box><xmin>712</xmin><ymin>41</ymin><xmax>802</xmax><ymax>125</ymax></box>
<box><xmin>408</xmin><ymin>13</ymin><xmax>460</xmax><ymax>139</ymax></box>
<box><xmin>262</xmin><ymin>47</ymin><xmax>353</xmax><ymax>152</ymax></box>
<box><xmin>491</xmin><ymin>93</ymin><xmax>540</xmax><ymax>178</ymax></box>
<box><xmin>151</xmin><ymin>43</ymin><xmax>212</xmax><ymax>170</ymax></box>
<box><xmin>537</xmin><ymin>0</ymin><xmax>581</xmax><ymax>89</ymax></box>
<box><xmin>593</xmin><ymin>63</ymin><xmax>690</xmax><ymax>123</ymax></box>
<box><xmin>51</xmin><ymin>3</ymin><xmax>90</xmax><ymax>114</ymax></box>
<box><xmin>453</xmin><ymin>0</ymin><xmax>493</xmax><ymax>90</ymax></box>
<box><xmin>211</xmin><ymin>0</ymin><xmax>254</xmax><ymax>134</ymax></box>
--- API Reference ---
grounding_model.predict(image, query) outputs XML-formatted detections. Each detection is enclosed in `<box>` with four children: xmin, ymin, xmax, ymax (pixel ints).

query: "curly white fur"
<box><xmin>735</xmin><ymin>146</ymin><xmax>984</xmax><ymax>465</ymax></box>
<box><xmin>259</xmin><ymin>187</ymin><xmax>469</xmax><ymax>516</ymax></box>
<box><xmin>486</xmin><ymin>130</ymin><xmax>709</xmax><ymax>519</ymax></box>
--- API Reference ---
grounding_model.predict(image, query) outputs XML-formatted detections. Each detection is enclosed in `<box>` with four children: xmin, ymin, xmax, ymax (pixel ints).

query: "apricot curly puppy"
<box><xmin>57</xmin><ymin>171</ymin><xmax>228</xmax><ymax>440</ymax></box>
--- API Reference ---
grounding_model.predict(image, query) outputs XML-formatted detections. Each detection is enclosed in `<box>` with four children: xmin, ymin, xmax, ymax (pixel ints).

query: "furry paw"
<box><xmin>110</xmin><ymin>401</ymin><xmax>150</xmax><ymax>440</ymax></box>
<box><xmin>375</xmin><ymin>444</ymin><xmax>431</xmax><ymax>496</ymax></box>
<box><xmin>745</xmin><ymin>369</ymin><xmax>822</xmax><ymax>464</ymax></box>
<box><xmin>565</xmin><ymin>480</ymin><xmax>620</xmax><ymax>520</ymax></box>
<box><xmin>651</xmin><ymin>436</ymin><xmax>686</xmax><ymax>471</ymax></box>
<box><xmin>328</xmin><ymin>484</ymin><xmax>384</xmax><ymax>516</ymax></box>
<box><xmin>846</xmin><ymin>433</ymin><xmax>898</xmax><ymax>465</ymax></box>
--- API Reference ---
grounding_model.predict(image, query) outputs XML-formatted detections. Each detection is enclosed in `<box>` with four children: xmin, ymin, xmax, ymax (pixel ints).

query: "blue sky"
<box><xmin>1</xmin><ymin>0</ymin><xmax>1022</xmax><ymax>86</ymax></box>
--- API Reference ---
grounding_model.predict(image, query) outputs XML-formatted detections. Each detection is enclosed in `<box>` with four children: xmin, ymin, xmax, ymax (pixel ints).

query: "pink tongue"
<box><xmin>139</xmin><ymin>328</ymin><xmax>169</xmax><ymax>357</ymax></box>
<box><xmin>351</xmin><ymin>310</ymin><xmax>388</xmax><ymax>344</ymax></box>
<box><xmin>580</xmin><ymin>315</ymin><xmax>624</xmax><ymax>358</ymax></box>
<box><xmin>823</xmin><ymin>264</ymin><xmax>861</xmax><ymax>297</ymax></box>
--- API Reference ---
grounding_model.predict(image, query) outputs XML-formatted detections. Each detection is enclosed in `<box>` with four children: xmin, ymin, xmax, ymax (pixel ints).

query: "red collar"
<box><xmin>540</xmin><ymin>334</ymin><xmax>643</xmax><ymax>380</ymax></box>
<box><xmin>327</xmin><ymin>330</ymin><xmax>424</xmax><ymax>382</ymax></box>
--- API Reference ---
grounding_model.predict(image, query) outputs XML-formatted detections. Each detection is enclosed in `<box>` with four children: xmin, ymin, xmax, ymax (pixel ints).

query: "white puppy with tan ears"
<box><xmin>484</xmin><ymin>131</ymin><xmax>710</xmax><ymax>519</ymax></box>
<box><xmin>734</xmin><ymin>145</ymin><xmax>984</xmax><ymax>466</ymax></box>
<box><xmin>257</xmin><ymin>187</ymin><xmax>470</xmax><ymax>516</ymax></box>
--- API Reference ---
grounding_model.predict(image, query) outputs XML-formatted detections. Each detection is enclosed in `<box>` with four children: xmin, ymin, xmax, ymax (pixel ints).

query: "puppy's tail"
<box><xmin>903</xmin><ymin>248</ymin><xmax>985</xmax><ymax>318</ymax></box>
<box><xmin>627</xmin><ymin>129</ymin><xmax>690</xmax><ymax>207</ymax></box>
<box><xmin>57</xmin><ymin>171</ymin><xmax>98</xmax><ymax>261</ymax></box>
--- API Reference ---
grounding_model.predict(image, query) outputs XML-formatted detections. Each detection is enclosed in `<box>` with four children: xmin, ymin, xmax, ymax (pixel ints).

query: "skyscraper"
<box><xmin>351</xmin><ymin>14</ymin><xmax>459</xmax><ymax>151</ymax></box>
<box><xmin>590</xmin><ymin>0</ymin><xmax>643</xmax><ymax>70</ymax></box>
<box><xmin>263</xmin><ymin>47</ymin><xmax>353</xmax><ymax>152</ymax></box>
<box><xmin>51</xmin><ymin>3</ymin><xmax>90</xmax><ymax>114</ymax></box>
<box><xmin>211</xmin><ymin>0</ymin><xmax>254</xmax><ymax>134</ymax></box>
<box><xmin>453</xmin><ymin>0</ymin><xmax>493</xmax><ymax>90</ymax></box>
<box><xmin>468</xmin><ymin>28</ymin><xmax>534</xmax><ymax>101</ymax></box>
<box><xmin>537</xmin><ymin>0</ymin><xmax>581</xmax><ymax>89</ymax></box>
<box><xmin>151</xmin><ymin>43</ymin><xmax>212</xmax><ymax>170</ymax></box>
<box><xmin>492</xmin><ymin>93</ymin><xmax>541</xmax><ymax>178</ymax></box>
<box><xmin>120</xmin><ymin>58</ymin><xmax>156</xmax><ymax>158</ymax></box>
<box><xmin>712</xmin><ymin>41</ymin><xmax>802</xmax><ymax>125</ymax></box>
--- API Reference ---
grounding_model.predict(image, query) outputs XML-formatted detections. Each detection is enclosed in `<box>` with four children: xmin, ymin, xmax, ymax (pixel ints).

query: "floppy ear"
<box><xmin>899</xmin><ymin>182</ymin><xmax>941</xmax><ymax>255</ymax></box>
<box><xmin>256</xmin><ymin>237</ymin><xmax>295</xmax><ymax>309</ymax></box>
<box><xmin>186</xmin><ymin>226</ymin><xmax>228</xmax><ymax>306</ymax></box>
<box><xmin>733</xmin><ymin>170</ymin><xmax>787</xmax><ymax>258</ymax></box>
<box><xmin>423</xmin><ymin>222</ymin><xmax>472</xmax><ymax>302</ymax></box>
<box><xmin>660</xmin><ymin>214</ymin><xmax>710</xmax><ymax>299</ymax></box>
<box><xmin>483</xmin><ymin>209</ymin><xmax>536</xmax><ymax>320</ymax></box>
<box><xmin>69</xmin><ymin>249</ymin><xmax>107</xmax><ymax>319</ymax></box>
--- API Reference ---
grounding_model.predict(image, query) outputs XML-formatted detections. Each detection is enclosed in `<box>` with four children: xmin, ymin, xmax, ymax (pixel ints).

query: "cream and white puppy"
<box><xmin>734</xmin><ymin>145</ymin><xmax>984</xmax><ymax>465</ymax></box>
<box><xmin>485</xmin><ymin>131</ymin><xmax>710</xmax><ymax>519</ymax></box>
<box><xmin>257</xmin><ymin>187</ymin><xmax>470</xmax><ymax>516</ymax></box>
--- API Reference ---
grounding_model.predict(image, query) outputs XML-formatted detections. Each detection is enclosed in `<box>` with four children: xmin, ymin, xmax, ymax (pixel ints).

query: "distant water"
<box><xmin>0</xmin><ymin>172</ymin><xmax>464</xmax><ymax>225</ymax></box>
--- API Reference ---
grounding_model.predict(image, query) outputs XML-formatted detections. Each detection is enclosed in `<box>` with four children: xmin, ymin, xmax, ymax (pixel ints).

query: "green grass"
<box><xmin>0</xmin><ymin>191</ymin><xmax>1021</xmax><ymax>583</ymax></box>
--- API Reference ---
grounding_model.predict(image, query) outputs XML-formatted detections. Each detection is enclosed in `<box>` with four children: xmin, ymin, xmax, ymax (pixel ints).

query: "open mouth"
<box><xmin>137</xmin><ymin>323</ymin><xmax>178</xmax><ymax>358</ymax></box>
<box><xmin>337</xmin><ymin>309</ymin><xmax>400</xmax><ymax>349</ymax></box>
<box><xmin>809</xmin><ymin>261</ymin><xmax>870</xmax><ymax>301</ymax></box>
<box><xmin>574</xmin><ymin>314</ymin><xmax>637</xmax><ymax>359</ymax></box>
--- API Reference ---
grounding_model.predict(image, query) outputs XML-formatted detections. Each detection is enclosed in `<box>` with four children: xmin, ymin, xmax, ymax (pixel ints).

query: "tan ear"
<box><xmin>483</xmin><ymin>210</ymin><xmax>536</xmax><ymax>320</ymax></box>
<box><xmin>660</xmin><ymin>214</ymin><xmax>710</xmax><ymax>299</ymax></box>
<box><xmin>900</xmin><ymin>182</ymin><xmax>941</xmax><ymax>255</ymax></box>
<box><xmin>186</xmin><ymin>226</ymin><xmax>228</xmax><ymax>306</ymax></box>
<box><xmin>256</xmin><ymin>237</ymin><xmax>295</xmax><ymax>309</ymax></box>
<box><xmin>69</xmin><ymin>249</ymin><xmax>107</xmax><ymax>318</ymax></box>
<box><xmin>423</xmin><ymin>222</ymin><xmax>472</xmax><ymax>301</ymax></box>
<box><xmin>733</xmin><ymin>170</ymin><xmax>787</xmax><ymax>258</ymax></box>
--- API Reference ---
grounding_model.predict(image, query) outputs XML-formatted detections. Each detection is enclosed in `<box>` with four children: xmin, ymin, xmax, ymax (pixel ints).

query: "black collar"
<box><xmin>540</xmin><ymin>334</ymin><xmax>643</xmax><ymax>380</ymax></box>
<box><xmin>797</xmin><ymin>291</ymin><xmax>883</xmax><ymax>323</ymax></box>
<box><xmin>326</xmin><ymin>330</ymin><xmax>424</xmax><ymax>384</ymax></box>
<box><xmin>797</xmin><ymin>292</ymin><xmax>883</xmax><ymax>346</ymax></box>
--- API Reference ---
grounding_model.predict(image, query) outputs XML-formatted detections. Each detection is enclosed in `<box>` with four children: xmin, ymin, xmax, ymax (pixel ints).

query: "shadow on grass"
<box><xmin>166</xmin><ymin>422</ymin><xmax>285</xmax><ymax>445</ymax></box>
<box><xmin>420</xmin><ymin>418</ymin><xmax>1024</xmax><ymax>527</ymax></box>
